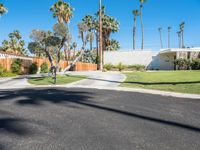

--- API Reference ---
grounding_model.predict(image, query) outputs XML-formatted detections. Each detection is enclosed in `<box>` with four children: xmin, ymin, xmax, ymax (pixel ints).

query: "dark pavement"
<box><xmin>0</xmin><ymin>88</ymin><xmax>200</xmax><ymax>150</ymax></box>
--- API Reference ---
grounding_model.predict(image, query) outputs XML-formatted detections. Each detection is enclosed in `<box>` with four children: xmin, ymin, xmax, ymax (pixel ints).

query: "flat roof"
<box><xmin>159</xmin><ymin>48</ymin><xmax>200</xmax><ymax>54</ymax></box>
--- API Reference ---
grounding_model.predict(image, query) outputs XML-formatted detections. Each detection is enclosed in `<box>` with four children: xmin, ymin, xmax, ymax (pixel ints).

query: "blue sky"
<box><xmin>0</xmin><ymin>0</ymin><xmax>200</xmax><ymax>51</ymax></box>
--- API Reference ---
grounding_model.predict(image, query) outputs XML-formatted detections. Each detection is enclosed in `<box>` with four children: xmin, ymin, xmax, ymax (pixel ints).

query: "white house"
<box><xmin>104</xmin><ymin>48</ymin><xmax>200</xmax><ymax>70</ymax></box>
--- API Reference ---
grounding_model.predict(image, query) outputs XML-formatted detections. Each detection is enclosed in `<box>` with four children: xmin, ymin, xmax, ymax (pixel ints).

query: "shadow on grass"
<box><xmin>0</xmin><ymin>88</ymin><xmax>200</xmax><ymax>134</ymax></box>
<box><xmin>86</xmin><ymin>77</ymin><xmax>200</xmax><ymax>85</ymax></box>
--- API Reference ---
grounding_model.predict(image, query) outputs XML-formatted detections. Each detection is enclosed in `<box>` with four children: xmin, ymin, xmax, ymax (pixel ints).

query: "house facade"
<box><xmin>104</xmin><ymin>48</ymin><xmax>200</xmax><ymax>70</ymax></box>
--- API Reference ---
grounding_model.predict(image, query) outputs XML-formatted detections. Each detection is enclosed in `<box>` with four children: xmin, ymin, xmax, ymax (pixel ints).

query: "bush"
<box><xmin>0</xmin><ymin>65</ymin><xmax>4</xmax><ymax>76</ymax></box>
<box><xmin>191</xmin><ymin>59</ymin><xmax>200</xmax><ymax>70</ymax></box>
<box><xmin>29</xmin><ymin>63</ymin><xmax>38</xmax><ymax>74</ymax></box>
<box><xmin>11</xmin><ymin>59</ymin><xmax>22</xmax><ymax>74</ymax></box>
<box><xmin>174</xmin><ymin>59</ymin><xmax>190</xmax><ymax>70</ymax></box>
<box><xmin>103</xmin><ymin>63</ymin><xmax>113</xmax><ymax>71</ymax></box>
<box><xmin>40</xmin><ymin>62</ymin><xmax>49</xmax><ymax>73</ymax></box>
<box><xmin>116</xmin><ymin>62</ymin><xmax>126</xmax><ymax>71</ymax></box>
<box><xmin>128</xmin><ymin>65</ymin><xmax>146</xmax><ymax>71</ymax></box>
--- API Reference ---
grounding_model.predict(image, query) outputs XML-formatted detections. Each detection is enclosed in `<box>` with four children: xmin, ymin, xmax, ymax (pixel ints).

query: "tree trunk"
<box><xmin>159</xmin><ymin>31</ymin><xmax>163</xmax><ymax>49</ymax></box>
<box><xmin>90</xmin><ymin>38</ymin><xmax>93</xmax><ymax>51</ymax></box>
<box><xmin>140</xmin><ymin>5</ymin><xmax>144</xmax><ymax>50</ymax></box>
<box><xmin>168</xmin><ymin>31</ymin><xmax>170</xmax><ymax>48</ymax></box>
<box><xmin>133</xmin><ymin>17</ymin><xmax>137</xmax><ymax>50</ymax></box>
<box><xmin>182</xmin><ymin>31</ymin><xmax>184</xmax><ymax>48</ymax></box>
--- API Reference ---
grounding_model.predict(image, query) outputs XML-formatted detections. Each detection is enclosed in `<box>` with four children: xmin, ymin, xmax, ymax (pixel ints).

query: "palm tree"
<box><xmin>139</xmin><ymin>0</ymin><xmax>147</xmax><ymax>50</ymax></box>
<box><xmin>177</xmin><ymin>31</ymin><xmax>181</xmax><ymax>48</ymax></box>
<box><xmin>158</xmin><ymin>27</ymin><xmax>163</xmax><ymax>49</ymax></box>
<box><xmin>0</xmin><ymin>3</ymin><xmax>7</xmax><ymax>16</ymax></box>
<box><xmin>180</xmin><ymin>22</ymin><xmax>185</xmax><ymax>48</ymax></box>
<box><xmin>168</xmin><ymin>26</ymin><xmax>172</xmax><ymax>48</ymax></box>
<box><xmin>50</xmin><ymin>0</ymin><xmax>74</xmax><ymax>61</ymax></box>
<box><xmin>132</xmin><ymin>10</ymin><xmax>140</xmax><ymax>50</ymax></box>
<box><xmin>50</xmin><ymin>0</ymin><xmax>73</xmax><ymax>24</ymax></box>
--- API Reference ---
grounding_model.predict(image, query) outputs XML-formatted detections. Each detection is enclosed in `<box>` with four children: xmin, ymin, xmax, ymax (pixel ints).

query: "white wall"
<box><xmin>104</xmin><ymin>51</ymin><xmax>158</xmax><ymax>69</ymax></box>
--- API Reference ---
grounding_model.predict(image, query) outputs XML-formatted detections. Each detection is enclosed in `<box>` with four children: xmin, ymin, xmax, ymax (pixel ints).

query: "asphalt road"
<box><xmin>0</xmin><ymin>88</ymin><xmax>200</xmax><ymax>150</ymax></box>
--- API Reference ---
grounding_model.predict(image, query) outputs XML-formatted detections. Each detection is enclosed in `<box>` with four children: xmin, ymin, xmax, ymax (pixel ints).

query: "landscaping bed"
<box><xmin>122</xmin><ymin>71</ymin><xmax>200</xmax><ymax>94</ymax></box>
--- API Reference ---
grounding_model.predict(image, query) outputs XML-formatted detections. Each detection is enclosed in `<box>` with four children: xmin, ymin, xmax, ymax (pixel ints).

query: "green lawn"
<box><xmin>122</xmin><ymin>71</ymin><xmax>200</xmax><ymax>94</ymax></box>
<box><xmin>0</xmin><ymin>72</ymin><xmax>18</xmax><ymax>78</ymax></box>
<box><xmin>28</xmin><ymin>75</ymin><xmax>86</xmax><ymax>85</ymax></box>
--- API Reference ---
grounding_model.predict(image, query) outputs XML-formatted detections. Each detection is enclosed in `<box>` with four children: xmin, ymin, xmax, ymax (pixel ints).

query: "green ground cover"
<box><xmin>28</xmin><ymin>75</ymin><xmax>86</xmax><ymax>85</ymax></box>
<box><xmin>122</xmin><ymin>71</ymin><xmax>200</xmax><ymax>94</ymax></box>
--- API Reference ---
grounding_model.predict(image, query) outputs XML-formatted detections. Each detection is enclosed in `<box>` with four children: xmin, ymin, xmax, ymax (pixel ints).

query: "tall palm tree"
<box><xmin>177</xmin><ymin>31</ymin><xmax>181</xmax><ymax>48</ymax></box>
<box><xmin>180</xmin><ymin>22</ymin><xmax>185</xmax><ymax>48</ymax></box>
<box><xmin>132</xmin><ymin>10</ymin><xmax>139</xmax><ymax>50</ymax></box>
<box><xmin>0</xmin><ymin>3</ymin><xmax>7</xmax><ymax>16</ymax></box>
<box><xmin>50</xmin><ymin>0</ymin><xmax>74</xmax><ymax>61</ymax></box>
<box><xmin>158</xmin><ymin>27</ymin><xmax>163</xmax><ymax>49</ymax></box>
<box><xmin>168</xmin><ymin>26</ymin><xmax>172</xmax><ymax>48</ymax></box>
<box><xmin>50</xmin><ymin>0</ymin><xmax>73</xmax><ymax>24</ymax></box>
<box><xmin>139</xmin><ymin>0</ymin><xmax>147</xmax><ymax>50</ymax></box>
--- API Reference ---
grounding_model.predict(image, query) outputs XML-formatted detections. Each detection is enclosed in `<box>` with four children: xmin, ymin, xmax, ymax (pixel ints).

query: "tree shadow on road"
<box><xmin>0</xmin><ymin>88</ymin><xmax>200</xmax><ymax>135</ymax></box>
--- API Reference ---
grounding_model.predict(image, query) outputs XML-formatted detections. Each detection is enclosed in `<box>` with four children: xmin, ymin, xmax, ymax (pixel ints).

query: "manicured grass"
<box><xmin>28</xmin><ymin>75</ymin><xmax>86</xmax><ymax>85</ymax></box>
<box><xmin>122</xmin><ymin>71</ymin><xmax>200</xmax><ymax>94</ymax></box>
<box><xmin>0</xmin><ymin>72</ymin><xmax>18</xmax><ymax>77</ymax></box>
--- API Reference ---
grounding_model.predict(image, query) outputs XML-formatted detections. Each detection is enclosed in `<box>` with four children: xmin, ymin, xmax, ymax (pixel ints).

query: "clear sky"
<box><xmin>0</xmin><ymin>0</ymin><xmax>200</xmax><ymax>51</ymax></box>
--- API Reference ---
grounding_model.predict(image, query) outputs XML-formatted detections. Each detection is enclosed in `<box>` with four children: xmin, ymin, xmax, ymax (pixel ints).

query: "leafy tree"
<box><xmin>28</xmin><ymin>23</ymin><xmax>67</xmax><ymax>84</ymax></box>
<box><xmin>2</xmin><ymin>30</ymin><xmax>26</xmax><ymax>55</ymax></box>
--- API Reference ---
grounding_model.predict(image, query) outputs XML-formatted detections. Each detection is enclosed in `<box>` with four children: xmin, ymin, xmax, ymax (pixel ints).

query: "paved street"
<box><xmin>0</xmin><ymin>87</ymin><xmax>200</xmax><ymax>150</ymax></box>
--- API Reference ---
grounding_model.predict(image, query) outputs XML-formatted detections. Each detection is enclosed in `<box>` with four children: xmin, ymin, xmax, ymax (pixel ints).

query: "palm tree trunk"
<box><xmin>168</xmin><ymin>31</ymin><xmax>170</xmax><ymax>48</ymax></box>
<box><xmin>159</xmin><ymin>31</ymin><xmax>163</xmax><ymax>49</ymax></box>
<box><xmin>90</xmin><ymin>38</ymin><xmax>93</xmax><ymax>51</ymax></box>
<box><xmin>133</xmin><ymin>17</ymin><xmax>136</xmax><ymax>50</ymax></box>
<box><xmin>140</xmin><ymin>5</ymin><xmax>144</xmax><ymax>50</ymax></box>
<box><xmin>182</xmin><ymin>31</ymin><xmax>184</xmax><ymax>48</ymax></box>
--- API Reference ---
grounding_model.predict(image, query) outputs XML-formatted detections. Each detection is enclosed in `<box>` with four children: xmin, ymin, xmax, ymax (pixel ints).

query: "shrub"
<box><xmin>40</xmin><ymin>62</ymin><xmax>49</xmax><ymax>73</ymax></box>
<box><xmin>116</xmin><ymin>62</ymin><xmax>126</xmax><ymax>71</ymax></box>
<box><xmin>191</xmin><ymin>59</ymin><xmax>200</xmax><ymax>70</ymax></box>
<box><xmin>103</xmin><ymin>63</ymin><xmax>113</xmax><ymax>71</ymax></box>
<box><xmin>11</xmin><ymin>59</ymin><xmax>22</xmax><ymax>74</ymax></box>
<box><xmin>0</xmin><ymin>65</ymin><xmax>4</xmax><ymax>76</ymax></box>
<box><xmin>174</xmin><ymin>59</ymin><xmax>190</xmax><ymax>70</ymax></box>
<box><xmin>128</xmin><ymin>65</ymin><xmax>146</xmax><ymax>71</ymax></box>
<box><xmin>29</xmin><ymin>63</ymin><xmax>38</xmax><ymax>74</ymax></box>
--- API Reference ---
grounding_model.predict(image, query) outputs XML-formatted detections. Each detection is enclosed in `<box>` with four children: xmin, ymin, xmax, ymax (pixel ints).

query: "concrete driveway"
<box><xmin>0</xmin><ymin>71</ymin><xmax>126</xmax><ymax>89</ymax></box>
<box><xmin>0</xmin><ymin>87</ymin><xmax>200</xmax><ymax>150</ymax></box>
